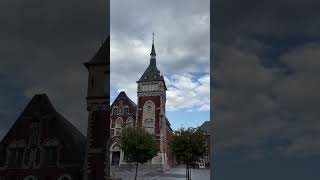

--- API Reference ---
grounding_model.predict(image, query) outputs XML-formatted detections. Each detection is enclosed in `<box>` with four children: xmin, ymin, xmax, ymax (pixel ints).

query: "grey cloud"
<box><xmin>214</xmin><ymin>35</ymin><xmax>320</xmax><ymax>157</ymax></box>
<box><xmin>0</xmin><ymin>0</ymin><xmax>107</xmax><ymax>136</ymax></box>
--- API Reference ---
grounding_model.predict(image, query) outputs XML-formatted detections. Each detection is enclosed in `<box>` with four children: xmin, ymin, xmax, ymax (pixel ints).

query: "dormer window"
<box><xmin>144</xmin><ymin>76</ymin><xmax>148</xmax><ymax>80</ymax></box>
<box><xmin>154</xmin><ymin>75</ymin><xmax>157</xmax><ymax>79</ymax></box>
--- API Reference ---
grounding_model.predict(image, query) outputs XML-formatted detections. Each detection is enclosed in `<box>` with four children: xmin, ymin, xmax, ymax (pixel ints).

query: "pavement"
<box><xmin>111</xmin><ymin>166</ymin><xmax>210</xmax><ymax>180</ymax></box>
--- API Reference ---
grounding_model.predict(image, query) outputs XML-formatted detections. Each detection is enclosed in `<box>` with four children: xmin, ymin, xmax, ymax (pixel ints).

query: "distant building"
<box><xmin>199</xmin><ymin>121</ymin><xmax>211</xmax><ymax>166</ymax></box>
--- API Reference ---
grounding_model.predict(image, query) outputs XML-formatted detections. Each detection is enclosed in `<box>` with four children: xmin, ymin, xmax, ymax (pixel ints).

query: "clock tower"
<box><xmin>136</xmin><ymin>34</ymin><xmax>168</xmax><ymax>170</ymax></box>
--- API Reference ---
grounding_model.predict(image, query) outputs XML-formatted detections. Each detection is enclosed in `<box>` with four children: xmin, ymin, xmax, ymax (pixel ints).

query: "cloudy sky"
<box><xmin>110</xmin><ymin>0</ymin><xmax>210</xmax><ymax>129</ymax></box>
<box><xmin>0</xmin><ymin>0</ymin><xmax>107</xmax><ymax>138</ymax></box>
<box><xmin>213</xmin><ymin>0</ymin><xmax>320</xmax><ymax>179</ymax></box>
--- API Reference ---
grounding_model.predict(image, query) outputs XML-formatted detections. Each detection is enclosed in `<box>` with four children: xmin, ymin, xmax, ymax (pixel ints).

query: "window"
<box><xmin>43</xmin><ymin>146</ymin><xmax>58</xmax><ymax>166</ymax></box>
<box><xmin>144</xmin><ymin>119</ymin><xmax>154</xmax><ymax>134</ymax></box>
<box><xmin>8</xmin><ymin>148</ymin><xmax>24</xmax><ymax>168</ymax></box>
<box><xmin>57</xmin><ymin>174</ymin><xmax>72</xmax><ymax>180</ymax></box>
<box><xmin>124</xmin><ymin>107</ymin><xmax>129</xmax><ymax>114</ymax></box>
<box><xmin>112</xmin><ymin>107</ymin><xmax>118</xmax><ymax>115</ymax></box>
<box><xmin>118</xmin><ymin>108</ymin><xmax>123</xmax><ymax>115</ymax></box>
<box><xmin>115</xmin><ymin>118</ymin><xmax>123</xmax><ymax>136</ymax></box>
<box><xmin>42</xmin><ymin>139</ymin><xmax>59</xmax><ymax>167</ymax></box>
<box><xmin>143</xmin><ymin>101</ymin><xmax>155</xmax><ymax>134</ymax></box>
<box><xmin>126</xmin><ymin>117</ymin><xmax>134</xmax><ymax>128</ymax></box>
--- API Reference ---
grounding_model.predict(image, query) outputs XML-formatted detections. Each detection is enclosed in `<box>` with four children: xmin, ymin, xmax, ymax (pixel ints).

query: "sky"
<box><xmin>212</xmin><ymin>0</ymin><xmax>320</xmax><ymax>179</ymax></box>
<box><xmin>110</xmin><ymin>0</ymin><xmax>210</xmax><ymax>130</ymax></box>
<box><xmin>1</xmin><ymin>0</ymin><xmax>320</xmax><ymax>179</ymax></box>
<box><xmin>0</xmin><ymin>0</ymin><xmax>107</xmax><ymax>138</ymax></box>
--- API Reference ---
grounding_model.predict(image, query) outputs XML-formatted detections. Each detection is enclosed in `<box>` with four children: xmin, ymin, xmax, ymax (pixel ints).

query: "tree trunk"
<box><xmin>135</xmin><ymin>161</ymin><xmax>139</xmax><ymax>180</ymax></box>
<box><xmin>186</xmin><ymin>163</ymin><xmax>189</xmax><ymax>180</ymax></box>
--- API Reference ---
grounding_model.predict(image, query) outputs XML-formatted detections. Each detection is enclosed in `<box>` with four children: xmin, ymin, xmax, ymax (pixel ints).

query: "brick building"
<box><xmin>109</xmin><ymin>36</ymin><xmax>173</xmax><ymax>171</ymax></box>
<box><xmin>0</xmin><ymin>94</ymin><xmax>86</xmax><ymax>180</ymax></box>
<box><xmin>0</xmin><ymin>36</ymin><xmax>173</xmax><ymax>179</ymax></box>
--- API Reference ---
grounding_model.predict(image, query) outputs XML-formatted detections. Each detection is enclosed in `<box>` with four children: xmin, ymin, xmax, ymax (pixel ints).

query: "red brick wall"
<box><xmin>86</xmin><ymin>110</ymin><xmax>109</xmax><ymax>180</ymax></box>
<box><xmin>166</xmin><ymin>124</ymin><xmax>174</xmax><ymax>166</ymax></box>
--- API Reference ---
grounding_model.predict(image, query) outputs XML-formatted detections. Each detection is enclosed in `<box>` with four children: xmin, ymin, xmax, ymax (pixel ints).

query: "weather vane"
<box><xmin>152</xmin><ymin>32</ymin><xmax>155</xmax><ymax>43</ymax></box>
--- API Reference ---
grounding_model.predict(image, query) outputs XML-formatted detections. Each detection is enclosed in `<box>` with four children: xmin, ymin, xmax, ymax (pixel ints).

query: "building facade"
<box><xmin>109</xmin><ymin>36</ymin><xmax>173</xmax><ymax>171</ymax></box>
<box><xmin>0</xmin><ymin>36</ymin><xmax>173</xmax><ymax>180</ymax></box>
<box><xmin>0</xmin><ymin>94</ymin><xmax>86</xmax><ymax>180</ymax></box>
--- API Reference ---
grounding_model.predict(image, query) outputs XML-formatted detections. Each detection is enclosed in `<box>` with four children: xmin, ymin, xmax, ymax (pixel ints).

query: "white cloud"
<box><xmin>166</xmin><ymin>73</ymin><xmax>210</xmax><ymax>111</ymax></box>
<box><xmin>110</xmin><ymin>0</ymin><xmax>210</xmax><ymax>112</ymax></box>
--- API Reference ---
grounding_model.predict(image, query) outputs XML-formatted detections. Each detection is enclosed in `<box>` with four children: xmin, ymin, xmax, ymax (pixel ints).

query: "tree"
<box><xmin>171</xmin><ymin>127</ymin><xmax>207</xmax><ymax>180</ymax></box>
<box><xmin>120</xmin><ymin>127</ymin><xmax>158</xmax><ymax>180</ymax></box>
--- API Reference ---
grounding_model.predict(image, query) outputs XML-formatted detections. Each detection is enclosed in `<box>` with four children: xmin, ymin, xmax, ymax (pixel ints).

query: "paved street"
<box><xmin>111</xmin><ymin>166</ymin><xmax>210</xmax><ymax>180</ymax></box>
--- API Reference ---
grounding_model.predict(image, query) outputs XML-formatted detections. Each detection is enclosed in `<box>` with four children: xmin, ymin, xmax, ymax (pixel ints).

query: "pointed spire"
<box><xmin>150</xmin><ymin>32</ymin><xmax>156</xmax><ymax>58</ymax></box>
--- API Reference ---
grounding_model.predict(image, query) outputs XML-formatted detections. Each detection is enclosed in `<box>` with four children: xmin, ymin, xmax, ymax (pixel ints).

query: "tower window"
<box><xmin>144</xmin><ymin>119</ymin><xmax>154</xmax><ymax>134</ymax></box>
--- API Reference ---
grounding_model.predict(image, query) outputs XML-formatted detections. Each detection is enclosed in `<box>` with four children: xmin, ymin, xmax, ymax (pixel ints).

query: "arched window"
<box><xmin>115</xmin><ymin>118</ymin><xmax>123</xmax><ymax>136</ymax></box>
<box><xmin>143</xmin><ymin>101</ymin><xmax>155</xmax><ymax>134</ymax></box>
<box><xmin>118</xmin><ymin>108</ymin><xmax>123</xmax><ymax>115</ymax></box>
<box><xmin>126</xmin><ymin>117</ymin><xmax>134</xmax><ymax>128</ymax></box>
<box><xmin>8</xmin><ymin>139</ymin><xmax>26</xmax><ymax>168</ymax></box>
<box><xmin>113</xmin><ymin>107</ymin><xmax>118</xmax><ymax>115</ymax></box>
<box><xmin>57</xmin><ymin>174</ymin><xmax>72</xmax><ymax>180</ymax></box>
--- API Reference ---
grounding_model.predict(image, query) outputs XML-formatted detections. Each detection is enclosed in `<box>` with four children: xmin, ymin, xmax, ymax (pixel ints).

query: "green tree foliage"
<box><xmin>171</xmin><ymin>127</ymin><xmax>207</xmax><ymax>180</ymax></box>
<box><xmin>120</xmin><ymin>127</ymin><xmax>158</xmax><ymax>180</ymax></box>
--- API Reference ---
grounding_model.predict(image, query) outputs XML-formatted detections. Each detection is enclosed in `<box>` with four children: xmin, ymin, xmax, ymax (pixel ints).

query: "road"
<box><xmin>112</xmin><ymin>166</ymin><xmax>210</xmax><ymax>180</ymax></box>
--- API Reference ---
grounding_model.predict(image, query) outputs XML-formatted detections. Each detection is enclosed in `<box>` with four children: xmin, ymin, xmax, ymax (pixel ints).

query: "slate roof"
<box><xmin>199</xmin><ymin>121</ymin><xmax>211</xmax><ymax>135</ymax></box>
<box><xmin>111</xmin><ymin>91</ymin><xmax>137</xmax><ymax>113</ymax></box>
<box><xmin>84</xmin><ymin>36</ymin><xmax>110</xmax><ymax>68</ymax></box>
<box><xmin>137</xmin><ymin>41</ymin><xmax>166</xmax><ymax>89</ymax></box>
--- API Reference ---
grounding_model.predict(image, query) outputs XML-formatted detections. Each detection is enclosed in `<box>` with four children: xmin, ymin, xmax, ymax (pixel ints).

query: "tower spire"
<box><xmin>150</xmin><ymin>32</ymin><xmax>156</xmax><ymax>58</ymax></box>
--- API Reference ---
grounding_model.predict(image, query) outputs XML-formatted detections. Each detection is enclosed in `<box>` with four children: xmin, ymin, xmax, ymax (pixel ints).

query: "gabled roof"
<box><xmin>84</xmin><ymin>36</ymin><xmax>109</xmax><ymax>69</ymax></box>
<box><xmin>199</xmin><ymin>121</ymin><xmax>211</xmax><ymax>135</ymax></box>
<box><xmin>137</xmin><ymin>61</ymin><xmax>165</xmax><ymax>83</ymax></box>
<box><xmin>111</xmin><ymin>91</ymin><xmax>137</xmax><ymax>113</ymax></box>
<box><xmin>0</xmin><ymin>94</ymin><xmax>86</xmax><ymax>165</ymax></box>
